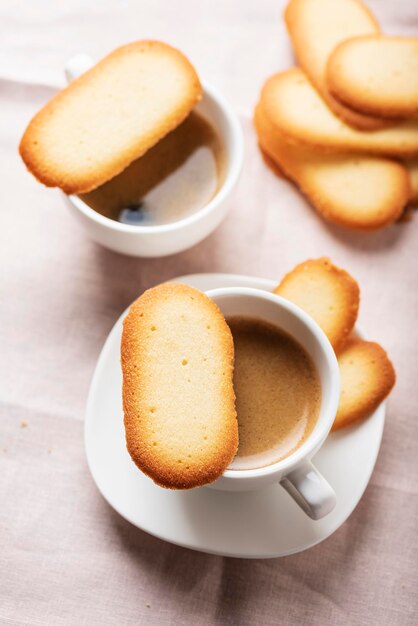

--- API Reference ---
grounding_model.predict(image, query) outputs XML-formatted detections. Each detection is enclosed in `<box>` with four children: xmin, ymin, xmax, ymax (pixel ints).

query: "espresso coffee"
<box><xmin>80</xmin><ymin>111</ymin><xmax>225</xmax><ymax>226</ymax></box>
<box><xmin>228</xmin><ymin>317</ymin><xmax>321</xmax><ymax>470</ymax></box>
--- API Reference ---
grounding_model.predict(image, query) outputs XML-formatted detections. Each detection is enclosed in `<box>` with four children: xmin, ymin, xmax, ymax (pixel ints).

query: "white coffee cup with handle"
<box><xmin>206</xmin><ymin>287</ymin><xmax>340</xmax><ymax>521</ymax></box>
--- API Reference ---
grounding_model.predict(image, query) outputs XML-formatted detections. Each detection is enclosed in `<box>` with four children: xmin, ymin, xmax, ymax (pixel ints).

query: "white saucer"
<box><xmin>85</xmin><ymin>273</ymin><xmax>385</xmax><ymax>559</ymax></box>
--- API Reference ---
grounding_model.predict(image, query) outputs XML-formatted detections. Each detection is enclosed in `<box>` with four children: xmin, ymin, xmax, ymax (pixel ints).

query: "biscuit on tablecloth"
<box><xmin>19</xmin><ymin>41</ymin><xmax>202</xmax><ymax>194</ymax></box>
<box><xmin>121</xmin><ymin>282</ymin><xmax>238</xmax><ymax>489</ymax></box>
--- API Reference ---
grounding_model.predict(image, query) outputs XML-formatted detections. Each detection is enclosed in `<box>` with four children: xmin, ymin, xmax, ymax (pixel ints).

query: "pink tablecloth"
<box><xmin>0</xmin><ymin>1</ymin><xmax>417</xmax><ymax>624</ymax></box>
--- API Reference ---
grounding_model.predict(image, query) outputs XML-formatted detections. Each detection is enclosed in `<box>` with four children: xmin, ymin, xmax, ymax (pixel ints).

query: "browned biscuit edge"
<box><xmin>121</xmin><ymin>282</ymin><xmax>238</xmax><ymax>489</ymax></box>
<box><xmin>332</xmin><ymin>336</ymin><xmax>396</xmax><ymax>430</ymax></box>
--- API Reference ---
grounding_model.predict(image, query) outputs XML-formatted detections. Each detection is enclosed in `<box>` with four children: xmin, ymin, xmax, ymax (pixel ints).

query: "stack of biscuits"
<box><xmin>255</xmin><ymin>0</ymin><xmax>418</xmax><ymax>230</ymax></box>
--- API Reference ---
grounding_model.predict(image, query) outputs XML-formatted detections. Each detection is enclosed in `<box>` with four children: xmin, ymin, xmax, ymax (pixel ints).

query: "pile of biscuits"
<box><xmin>255</xmin><ymin>0</ymin><xmax>418</xmax><ymax>230</ymax></box>
<box><xmin>275</xmin><ymin>258</ymin><xmax>396</xmax><ymax>430</ymax></box>
<box><xmin>121</xmin><ymin>260</ymin><xmax>395</xmax><ymax>489</ymax></box>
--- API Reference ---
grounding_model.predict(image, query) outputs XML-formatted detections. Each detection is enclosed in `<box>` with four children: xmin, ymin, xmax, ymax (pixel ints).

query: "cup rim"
<box><xmin>205</xmin><ymin>287</ymin><xmax>340</xmax><ymax>480</ymax></box>
<box><xmin>65</xmin><ymin>79</ymin><xmax>244</xmax><ymax>235</ymax></box>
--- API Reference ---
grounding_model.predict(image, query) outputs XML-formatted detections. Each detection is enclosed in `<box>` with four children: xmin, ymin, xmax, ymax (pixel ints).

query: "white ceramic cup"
<box><xmin>206</xmin><ymin>287</ymin><xmax>340</xmax><ymax>520</ymax></box>
<box><xmin>62</xmin><ymin>54</ymin><xmax>244</xmax><ymax>257</ymax></box>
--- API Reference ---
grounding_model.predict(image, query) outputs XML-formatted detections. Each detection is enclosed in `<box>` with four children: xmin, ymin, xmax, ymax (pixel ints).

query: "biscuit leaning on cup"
<box><xmin>121</xmin><ymin>282</ymin><xmax>238</xmax><ymax>489</ymax></box>
<box><xmin>274</xmin><ymin>258</ymin><xmax>360</xmax><ymax>353</ymax></box>
<box><xmin>274</xmin><ymin>258</ymin><xmax>396</xmax><ymax>430</ymax></box>
<box><xmin>19</xmin><ymin>40</ymin><xmax>202</xmax><ymax>194</ymax></box>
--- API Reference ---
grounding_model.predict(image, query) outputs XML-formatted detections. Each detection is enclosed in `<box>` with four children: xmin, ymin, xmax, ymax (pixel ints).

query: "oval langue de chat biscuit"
<box><xmin>260</xmin><ymin>69</ymin><xmax>418</xmax><ymax>158</ymax></box>
<box><xmin>284</xmin><ymin>0</ymin><xmax>388</xmax><ymax>131</ymax></box>
<box><xmin>19</xmin><ymin>41</ymin><xmax>202</xmax><ymax>195</ymax></box>
<box><xmin>327</xmin><ymin>36</ymin><xmax>418</xmax><ymax>119</ymax></box>
<box><xmin>121</xmin><ymin>282</ymin><xmax>238</xmax><ymax>489</ymax></box>
<box><xmin>254</xmin><ymin>102</ymin><xmax>409</xmax><ymax>230</ymax></box>
<box><xmin>273</xmin><ymin>257</ymin><xmax>360</xmax><ymax>353</ymax></box>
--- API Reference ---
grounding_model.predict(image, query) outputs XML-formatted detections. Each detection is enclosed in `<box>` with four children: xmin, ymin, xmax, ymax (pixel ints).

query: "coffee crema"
<box><xmin>80</xmin><ymin>111</ymin><xmax>225</xmax><ymax>226</ymax></box>
<box><xmin>228</xmin><ymin>317</ymin><xmax>321</xmax><ymax>470</ymax></box>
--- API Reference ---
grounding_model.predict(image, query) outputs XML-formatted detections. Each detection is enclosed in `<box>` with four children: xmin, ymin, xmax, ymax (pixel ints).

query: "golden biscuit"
<box><xmin>121</xmin><ymin>282</ymin><xmax>238</xmax><ymax>489</ymax></box>
<box><xmin>284</xmin><ymin>0</ymin><xmax>387</xmax><ymax>130</ymax></box>
<box><xmin>260</xmin><ymin>69</ymin><xmax>418</xmax><ymax>157</ymax></box>
<box><xmin>332</xmin><ymin>337</ymin><xmax>396</xmax><ymax>430</ymax></box>
<box><xmin>327</xmin><ymin>36</ymin><xmax>418</xmax><ymax>119</ymax></box>
<box><xmin>274</xmin><ymin>258</ymin><xmax>360</xmax><ymax>353</ymax></box>
<box><xmin>255</xmin><ymin>102</ymin><xmax>408</xmax><ymax>230</ymax></box>
<box><xmin>406</xmin><ymin>159</ymin><xmax>418</xmax><ymax>205</ymax></box>
<box><xmin>19</xmin><ymin>41</ymin><xmax>202</xmax><ymax>194</ymax></box>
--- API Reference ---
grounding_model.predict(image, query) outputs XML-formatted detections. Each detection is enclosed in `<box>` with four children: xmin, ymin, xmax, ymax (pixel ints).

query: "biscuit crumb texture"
<box><xmin>19</xmin><ymin>41</ymin><xmax>202</xmax><ymax>194</ymax></box>
<box><xmin>121</xmin><ymin>282</ymin><xmax>238</xmax><ymax>489</ymax></box>
<box><xmin>274</xmin><ymin>258</ymin><xmax>360</xmax><ymax>353</ymax></box>
<box><xmin>327</xmin><ymin>36</ymin><xmax>418</xmax><ymax>119</ymax></box>
<box><xmin>254</xmin><ymin>103</ymin><xmax>409</xmax><ymax>229</ymax></box>
<box><xmin>259</xmin><ymin>69</ymin><xmax>418</xmax><ymax>157</ymax></box>
<box><xmin>332</xmin><ymin>337</ymin><xmax>396</xmax><ymax>430</ymax></box>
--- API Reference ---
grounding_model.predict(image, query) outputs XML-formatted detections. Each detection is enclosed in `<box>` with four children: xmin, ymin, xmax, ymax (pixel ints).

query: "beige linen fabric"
<box><xmin>0</xmin><ymin>1</ymin><xmax>417</xmax><ymax>624</ymax></box>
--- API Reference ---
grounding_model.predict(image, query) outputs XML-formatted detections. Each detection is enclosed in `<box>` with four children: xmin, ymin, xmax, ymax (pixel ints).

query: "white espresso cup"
<box><xmin>62</xmin><ymin>54</ymin><xmax>244</xmax><ymax>258</ymax></box>
<box><xmin>206</xmin><ymin>287</ymin><xmax>340</xmax><ymax>520</ymax></box>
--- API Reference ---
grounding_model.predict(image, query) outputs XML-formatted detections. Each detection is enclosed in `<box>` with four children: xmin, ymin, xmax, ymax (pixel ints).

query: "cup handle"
<box><xmin>64</xmin><ymin>53</ymin><xmax>94</xmax><ymax>83</ymax></box>
<box><xmin>280</xmin><ymin>461</ymin><xmax>336</xmax><ymax>520</ymax></box>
